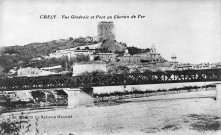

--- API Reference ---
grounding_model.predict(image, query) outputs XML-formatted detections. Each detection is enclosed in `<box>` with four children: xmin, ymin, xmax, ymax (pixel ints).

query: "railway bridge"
<box><xmin>1</xmin><ymin>69</ymin><xmax>221</xmax><ymax>91</ymax></box>
<box><xmin>1</xmin><ymin>69</ymin><xmax>221</xmax><ymax>107</ymax></box>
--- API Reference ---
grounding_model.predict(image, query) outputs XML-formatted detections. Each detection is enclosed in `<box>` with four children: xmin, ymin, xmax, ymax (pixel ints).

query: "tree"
<box><xmin>143</xmin><ymin>69</ymin><xmax>152</xmax><ymax>73</ymax></box>
<box><xmin>93</xmin><ymin>56</ymin><xmax>100</xmax><ymax>61</ymax></box>
<box><xmin>3</xmin><ymin>48</ymin><xmax>19</xmax><ymax>55</ymax></box>
<box><xmin>114</xmin><ymin>50</ymin><xmax>125</xmax><ymax>55</ymax></box>
<box><xmin>76</xmin><ymin>54</ymin><xmax>90</xmax><ymax>62</ymax></box>
<box><xmin>91</xmin><ymin>70</ymin><xmax>105</xmax><ymax>76</ymax></box>
<box><xmin>69</xmin><ymin>37</ymin><xmax>73</xmax><ymax>41</ymax></box>
<box><xmin>117</xmin><ymin>66</ymin><xmax>129</xmax><ymax>74</ymax></box>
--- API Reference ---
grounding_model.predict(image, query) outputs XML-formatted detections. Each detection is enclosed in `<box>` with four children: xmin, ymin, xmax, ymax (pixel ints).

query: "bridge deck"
<box><xmin>0</xmin><ymin>69</ymin><xmax>221</xmax><ymax>91</ymax></box>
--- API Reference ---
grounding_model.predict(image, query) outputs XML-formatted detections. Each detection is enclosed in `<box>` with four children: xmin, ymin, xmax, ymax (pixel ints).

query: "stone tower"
<box><xmin>97</xmin><ymin>21</ymin><xmax>115</xmax><ymax>41</ymax></box>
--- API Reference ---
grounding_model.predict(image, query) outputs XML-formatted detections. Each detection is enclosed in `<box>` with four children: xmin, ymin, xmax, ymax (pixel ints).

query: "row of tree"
<box><xmin>24</xmin><ymin>54</ymin><xmax>90</xmax><ymax>71</ymax></box>
<box><xmin>94</xmin><ymin>84</ymin><xmax>216</xmax><ymax>101</ymax></box>
<box><xmin>127</xmin><ymin>46</ymin><xmax>150</xmax><ymax>55</ymax></box>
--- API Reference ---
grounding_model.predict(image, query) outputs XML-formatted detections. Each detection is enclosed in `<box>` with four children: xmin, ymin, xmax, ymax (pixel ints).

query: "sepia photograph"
<box><xmin>0</xmin><ymin>0</ymin><xmax>221</xmax><ymax>134</ymax></box>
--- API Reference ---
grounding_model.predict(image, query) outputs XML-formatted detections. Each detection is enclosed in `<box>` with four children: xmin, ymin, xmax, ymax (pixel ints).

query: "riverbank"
<box><xmin>1</xmin><ymin>90</ymin><xmax>221</xmax><ymax>135</ymax></box>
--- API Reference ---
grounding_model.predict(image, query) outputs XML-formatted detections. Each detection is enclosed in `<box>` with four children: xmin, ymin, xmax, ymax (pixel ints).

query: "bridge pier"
<box><xmin>64</xmin><ymin>88</ymin><xmax>94</xmax><ymax>108</ymax></box>
<box><xmin>216</xmin><ymin>83</ymin><xmax>221</xmax><ymax>104</ymax></box>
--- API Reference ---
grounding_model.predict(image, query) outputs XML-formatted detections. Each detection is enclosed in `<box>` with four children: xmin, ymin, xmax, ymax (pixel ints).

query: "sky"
<box><xmin>0</xmin><ymin>0</ymin><xmax>220</xmax><ymax>64</ymax></box>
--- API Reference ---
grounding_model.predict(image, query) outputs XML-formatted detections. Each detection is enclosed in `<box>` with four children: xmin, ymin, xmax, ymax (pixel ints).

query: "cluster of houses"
<box><xmin>176</xmin><ymin>62</ymin><xmax>221</xmax><ymax>70</ymax></box>
<box><xmin>9</xmin><ymin>42</ymin><xmax>221</xmax><ymax>78</ymax></box>
<box><xmin>48</xmin><ymin>43</ymin><xmax>166</xmax><ymax>64</ymax></box>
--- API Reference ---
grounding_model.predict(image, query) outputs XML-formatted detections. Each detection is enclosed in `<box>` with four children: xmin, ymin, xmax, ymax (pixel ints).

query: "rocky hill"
<box><xmin>100</xmin><ymin>39</ymin><xmax>127</xmax><ymax>53</ymax></box>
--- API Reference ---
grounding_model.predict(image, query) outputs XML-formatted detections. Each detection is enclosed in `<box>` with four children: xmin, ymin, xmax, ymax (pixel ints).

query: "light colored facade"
<box><xmin>17</xmin><ymin>67</ymin><xmax>57</xmax><ymax>77</ymax></box>
<box><xmin>49</xmin><ymin>52</ymin><xmax>70</xmax><ymax>59</ymax></box>
<box><xmin>40</xmin><ymin>65</ymin><xmax>63</xmax><ymax>73</ymax></box>
<box><xmin>72</xmin><ymin>62</ymin><xmax>107</xmax><ymax>76</ymax></box>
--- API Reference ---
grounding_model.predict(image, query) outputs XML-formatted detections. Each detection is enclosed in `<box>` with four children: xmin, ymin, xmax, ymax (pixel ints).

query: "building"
<box><xmin>195</xmin><ymin>63</ymin><xmax>213</xmax><ymax>69</ymax></box>
<box><xmin>96</xmin><ymin>53</ymin><xmax>118</xmax><ymax>62</ymax></box>
<box><xmin>119</xmin><ymin>55</ymin><xmax>141</xmax><ymax>64</ymax></box>
<box><xmin>72</xmin><ymin>62</ymin><xmax>107</xmax><ymax>76</ymax></box>
<box><xmin>138</xmin><ymin>45</ymin><xmax>165</xmax><ymax>64</ymax></box>
<box><xmin>215</xmin><ymin>62</ymin><xmax>221</xmax><ymax>69</ymax></box>
<box><xmin>97</xmin><ymin>21</ymin><xmax>115</xmax><ymax>41</ymax></box>
<box><xmin>40</xmin><ymin>65</ymin><xmax>63</xmax><ymax>73</ymax></box>
<box><xmin>49</xmin><ymin>51</ymin><xmax>70</xmax><ymax>59</ymax></box>
<box><xmin>170</xmin><ymin>53</ymin><xmax>178</xmax><ymax>67</ymax></box>
<box><xmin>119</xmin><ymin>45</ymin><xmax>165</xmax><ymax>64</ymax></box>
<box><xmin>71</xmin><ymin>50</ymin><xmax>93</xmax><ymax>56</ymax></box>
<box><xmin>17</xmin><ymin>67</ymin><xmax>58</xmax><ymax>77</ymax></box>
<box><xmin>177</xmin><ymin>63</ymin><xmax>194</xmax><ymax>70</ymax></box>
<box><xmin>49</xmin><ymin>49</ymin><xmax>94</xmax><ymax>59</ymax></box>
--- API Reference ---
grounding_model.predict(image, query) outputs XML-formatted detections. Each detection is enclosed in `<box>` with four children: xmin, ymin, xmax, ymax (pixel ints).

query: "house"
<box><xmin>17</xmin><ymin>67</ymin><xmax>58</xmax><ymax>77</ymax></box>
<box><xmin>119</xmin><ymin>55</ymin><xmax>141</xmax><ymax>64</ymax></box>
<box><xmin>96</xmin><ymin>53</ymin><xmax>118</xmax><ymax>62</ymax></box>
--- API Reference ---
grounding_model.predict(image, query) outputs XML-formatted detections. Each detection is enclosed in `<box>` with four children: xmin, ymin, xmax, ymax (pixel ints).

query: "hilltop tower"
<box><xmin>97</xmin><ymin>21</ymin><xmax>115</xmax><ymax>41</ymax></box>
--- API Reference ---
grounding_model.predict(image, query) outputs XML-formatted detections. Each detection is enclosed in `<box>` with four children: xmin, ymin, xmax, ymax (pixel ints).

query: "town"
<box><xmin>1</xmin><ymin>19</ymin><xmax>221</xmax><ymax>135</ymax></box>
<box><xmin>1</xmin><ymin>21</ymin><xmax>220</xmax><ymax>78</ymax></box>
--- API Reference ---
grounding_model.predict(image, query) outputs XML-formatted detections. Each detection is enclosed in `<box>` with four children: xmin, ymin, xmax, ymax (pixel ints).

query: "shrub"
<box><xmin>0</xmin><ymin>113</ymin><xmax>32</xmax><ymax>134</ymax></box>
